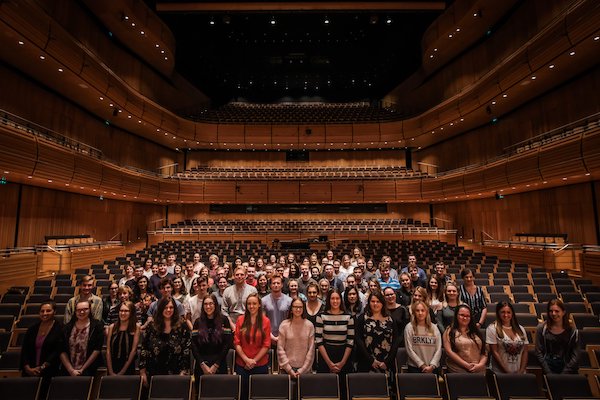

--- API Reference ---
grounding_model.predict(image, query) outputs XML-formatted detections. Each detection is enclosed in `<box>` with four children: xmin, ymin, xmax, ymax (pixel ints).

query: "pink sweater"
<box><xmin>277</xmin><ymin>319</ymin><xmax>315</xmax><ymax>374</ymax></box>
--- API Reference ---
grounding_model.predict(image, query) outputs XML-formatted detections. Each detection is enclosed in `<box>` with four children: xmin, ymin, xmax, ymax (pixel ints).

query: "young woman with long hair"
<box><xmin>486</xmin><ymin>301</ymin><xmax>528</xmax><ymax>373</ymax></box>
<box><xmin>355</xmin><ymin>291</ymin><xmax>399</xmax><ymax>373</ymax></box>
<box><xmin>426</xmin><ymin>274</ymin><xmax>445</xmax><ymax>312</ymax></box>
<box><xmin>404</xmin><ymin>300</ymin><xmax>441</xmax><ymax>373</ymax></box>
<box><xmin>191</xmin><ymin>294</ymin><xmax>233</xmax><ymax>382</ymax></box>
<box><xmin>277</xmin><ymin>298</ymin><xmax>315</xmax><ymax>378</ymax></box>
<box><xmin>436</xmin><ymin>281</ymin><xmax>461</xmax><ymax>334</ymax></box>
<box><xmin>443</xmin><ymin>304</ymin><xmax>487</xmax><ymax>373</ymax></box>
<box><xmin>315</xmin><ymin>289</ymin><xmax>354</xmax><ymax>374</ymax></box>
<box><xmin>344</xmin><ymin>286</ymin><xmax>363</xmax><ymax>317</ymax></box>
<box><xmin>535</xmin><ymin>298</ymin><xmax>579</xmax><ymax>374</ymax></box>
<box><xmin>306</xmin><ymin>282</ymin><xmax>324</xmax><ymax>326</ymax></box>
<box><xmin>106</xmin><ymin>301</ymin><xmax>140</xmax><ymax>375</ymax></box>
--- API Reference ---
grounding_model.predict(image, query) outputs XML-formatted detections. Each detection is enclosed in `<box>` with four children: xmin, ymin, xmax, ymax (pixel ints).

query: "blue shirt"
<box><xmin>262</xmin><ymin>293</ymin><xmax>293</xmax><ymax>337</ymax></box>
<box><xmin>379</xmin><ymin>277</ymin><xmax>401</xmax><ymax>291</ymax></box>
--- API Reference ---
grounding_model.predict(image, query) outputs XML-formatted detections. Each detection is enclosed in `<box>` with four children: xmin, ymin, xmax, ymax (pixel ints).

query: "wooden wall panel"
<box><xmin>364</xmin><ymin>181</ymin><xmax>396</xmax><ymax>202</ymax></box>
<box><xmin>483</xmin><ymin>161</ymin><xmax>509</xmax><ymax>190</ymax></box>
<box><xmin>331</xmin><ymin>181</ymin><xmax>364</xmax><ymax>202</ymax></box>
<box><xmin>204</xmin><ymin>182</ymin><xmax>235</xmax><ymax>202</ymax></box>
<box><xmin>34</xmin><ymin>142</ymin><xmax>75</xmax><ymax>182</ymax></box>
<box><xmin>217</xmin><ymin>125</ymin><xmax>244</xmax><ymax>143</ymax></box>
<box><xmin>72</xmin><ymin>155</ymin><xmax>102</xmax><ymax>187</ymax></box>
<box><xmin>267</xmin><ymin>181</ymin><xmax>299</xmax><ymax>203</ymax></box>
<box><xmin>299</xmin><ymin>182</ymin><xmax>331</xmax><ymax>202</ymax></box>
<box><xmin>538</xmin><ymin>137</ymin><xmax>587</xmax><ymax>180</ymax></box>
<box><xmin>0</xmin><ymin>126</ymin><xmax>37</xmax><ymax>176</ymax></box>
<box><xmin>395</xmin><ymin>180</ymin><xmax>422</xmax><ymax>201</ymax></box>
<box><xmin>0</xmin><ymin>183</ymin><xmax>19</xmax><ymax>249</ymax></box>
<box><xmin>582</xmin><ymin>128</ymin><xmax>600</xmax><ymax>173</ymax></box>
<box><xmin>245</xmin><ymin>125</ymin><xmax>271</xmax><ymax>145</ymax></box>
<box><xmin>379</xmin><ymin>121</ymin><xmax>402</xmax><ymax>142</ymax></box>
<box><xmin>506</xmin><ymin>152</ymin><xmax>542</xmax><ymax>185</ymax></box>
<box><xmin>353</xmin><ymin>123</ymin><xmax>380</xmax><ymax>144</ymax></box>
<box><xmin>442</xmin><ymin>175</ymin><xmax>466</xmax><ymax>197</ymax></box>
<box><xmin>158</xmin><ymin>180</ymin><xmax>180</xmax><ymax>201</ymax></box>
<box><xmin>178</xmin><ymin>180</ymin><xmax>204</xmax><ymax>202</ymax></box>
<box><xmin>299</xmin><ymin>125</ymin><xmax>325</xmax><ymax>144</ymax></box>
<box><xmin>325</xmin><ymin>125</ymin><xmax>352</xmax><ymax>143</ymax></box>
<box><xmin>421</xmin><ymin>178</ymin><xmax>444</xmax><ymax>200</ymax></box>
<box><xmin>100</xmin><ymin>166</ymin><xmax>123</xmax><ymax>193</ymax></box>
<box><xmin>433</xmin><ymin>182</ymin><xmax>598</xmax><ymax>244</ymax></box>
<box><xmin>236</xmin><ymin>182</ymin><xmax>268</xmax><ymax>203</ymax></box>
<box><xmin>138</xmin><ymin>176</ymin><xmax>160</xmax><ymax>200</ymax></box>
<box><xmin>272</xmin><ymin>125</ymin><xmax>299</xmax><ymax>144</ymax></box>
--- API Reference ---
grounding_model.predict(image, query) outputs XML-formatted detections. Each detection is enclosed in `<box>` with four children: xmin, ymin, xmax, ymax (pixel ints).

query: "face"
<box><xmin>301</xmin><ymin>265</ymin><xmax>309</xmax><ymax>277</ymax></box>
<box><xmin>168</xmin><ymin>254</ymin><xmax>176</xmax><ymax>264</ymax></box>
<box><xmin>429</xmin><ymin>277</ymin><xmax>438</xmax><ymax>290</ymax></box>
<box><xmin>218</xmin><ymin>277</ymin><xmax>228</xmax><ymax>290</ymax></box>
<box><xmin>256</xmin><ymin>258</ymin><xmax>264</xmax><ymax>268</ymax></box>
<box><xmin>327</xmin><ymin>250</ymin><xmax>334</xmax><ymax>260</ymax></box>
<box><xmin>152</xmin><ymin>265</ymin><xmax>159</xmax><ymax>274</ymax></box>
<box><xmin>311</xmin><ymin>267</ymin><xmax>320</xmax><ymax>277</ymax></box>
<box><xmin>80</xmin><ymin>280</ymin><xmax>94</xmax><ymax>296</ymax></box>
<box><xmin>119</xmin><ymin>290</ymin><xmax>130</xmax><ymax>302</ymax></box>
<box><xmin>414</xmin><ymin>303</ymin><xmax>427</xmax><ymax>322</ymax></box>
<box><xmin>291</xmin><ymin>300</ymin><xmax>304</xmax><ymax>318</ymax></box>
<box><xmin>194</xmin><ymin>253</ymin><xmax>200</xmax><ymax>263</ymax></box>
<box><xmin>290</xmin><ymin>265</ymin><xmax>297</xmax><ymax>276</ymax></box>
<box><xmin>346</xmin><ymin>276</ymin><xmax>356</xmax><ymax>288</ymax></box>
<box><xmin>126</xmin><ymin>266</ymin><xmax>134</xmax><ymax>276</ymax></box>
<box><xmin>307</xmin><ymin>286</ymin><xmax>319</xmax><ymax>300</ymax></box>
<box><xmin>199</xmin><ymin>280</ymin><xmax>208</xmax><ymax>294</ymax></box>
<box><xmin>383</xmin><ymin>257</ymin><xmax>391</xmax><ymax>268</ymax></box>
<box><xmin>463</xmin><ymin>272</ymin><xmax>474</xmax><ymax>284</ymax></box>
<box><xmin>203</xmin><ymin>297</ymin><xmax>216</xmax><ymax>317</ymax></box>
<box><xmin>401</xmin><ymin>275</ymin><xmax>411</xmax><ymax>288</ymax></box>
<box><xmin>145</xmin><ymin>259</ymin><xmax>153</xmax><ymax>269</ymax></box>
<box><xmin>347</xmin><ymin>289</ymin><xmax>358</xmax><ymax>304</ymax></box>
<box><xmin>369</xmin><ymin>281</ymin><xmax>378</xmax><ymax>292</ymax></box>
<box><xmin>161</xmin><ymin>284</ymin><xmax>173</xmax><ymax>297</ymax></box>
<box><xmin>384</xmin><ymin>289</ymin><xmax>396</xmax><ymax>304</ymax></box>
<box><xmin>324</xmin><ymin>265</ymin><xmax>334</xmax><ymax>278</ymax></box>
<box><xmin>158</xmin><ymin>264</ymin><xmax>167</xmax><ymax>275</ymax></box>
<box><xmin>265</xmin><ymin>265</ymin><xmax>274</xmax><ymax>278</ymax></box>
<box><xmin>446</xmin><ymin>285</ymin><xmax>458</xmax><ymax>300</ymax></box>
<box><xmin>435</xmin><ymin>264</ymin><xmax>446</xmax><ymax>276</ymax></box>
<box><xmin>39</xmin><ymin>304</ymin><xmax>55</xmax><ymax>322</ymax></box>
<box><xmin>75</xmin><ymin>302</ymin><xmax>90</xmax><ymax>320</ymax></box>
<box><xmin>119</xmin><ymin>304</ymin><xmax>131</xmax><ymax>321</ymax></box>
<box><xmin>357</xmin><ymin>259</ymin><xmax>366</xmax><ymax>269</ymax></box>
<box><xmin>353</xmin><ymin>248</ymin><xmax>360</xmax><ymax>258</ymax></box>
<box><xmin>186</xmin><ymin>264</ymin><xmax>195</xmax><ymax>275</ymax></box>
<box><xmin>173</xmin><ymin>278</ymin><xmax>182</xmax><ymax>291</ymax></box>
<box><xmin>200</xmin><ymin>267</ymin><xmax>209</xmax><ymax>278</ymax></box>
<box><xmin>162</xmin><ymin>302</ymin><xmax>175</xmax><ymax>319</ymax></box>
<box><xmin>258</xmin><ymin>275</ymin><xmax>268</xmax><ymax>288</ymax></box>
<box><xmin>289</xmin><ymin>281</ymin><xmax>298</xmax><ymax>293</ymax></box>
<box><xmin>191</xmin><ymin>279</ymin><xmax>199</xmax><ymax>294</ymax></box>
<box><xmin>329</xmin><ymin>293</ymin><xmax>341</xmax><ymax>310</ymax></box>
<box><xmin>381</xmin><ymin>267</ymin><xmax>390</xmax><ymax>280</ymax></box>
<box><xmin>276</xmin><ymin>266</ymin><xmax>284</xmax><ymax>275</ymax></box>
<box><xmin>408</xmin><ymin>255</ymin><xmax>416</xmax><ymax>265</ymax></box>
<box><xmin>246</xmin><ymin>296</ymin><xmax>260</xmax><ymax>315</ymax></box>
<box><xmin>367</xmin><ymin>260</ymin><xmax>375</xmax><ymax>270</ymax></box>
<box><xmin>548</xmin><ymin>304</ymin><xmax>565</xmax><ymax>324</ymax></box>
<box><xmin>409</xmin><ymin>267</ymin><xmax>419</xmax><ymax>279</ymax></box>
<box><xmin>270</xmin><ymin>255</ymin><xmax>277</xmax><ymax>263</ymax></box>
<box><xmin>135</xmin><ymin>267</ymin><xmax>144</xmax><ymax>278</ymax></box>
<box><xmin>320</xmin><ymin>280</ymin><xmax>330</xmax><ymax>294</ymax></box>
<box><xmin>369</xmin><ymin>296</ymin><xmax>383</xmax><ymax>313</ymax></box>
<box><xmin>234</xmin><ymin>269</ymin><xmax>246</xmax><ymax>284</ymax></box>
<box><xmin>174</xmin><ymin>265</ymin><xmax>182</xmax><ymax>275</ymax></box>
<box><xmin>413</xmin><ymin>291</ymin><xmax>423</xmax><ymax>302</ymax></box>
<box><xmin>457</xmin><ymin>308</ymin><xmax>471</xmax><ymax>327</ymax></box>
<box><xmin>499</xmin><ymin>305</ymin><xmax>513</xmax><ymax>325</ymax></box>
<box><xmin>354</xmin><ymin>267</ymin><xmax>363</xmax><ymax>280</ymax></box>
<box><xmin>235</xmin><ymin>258</ymin><xmax>242</xmax><ymax>266</ymax></box>
<box><xmin>109</xmin><ymin>284</ymin><xmax>119</xmax><ymax>297</ymax></box>
<box><xmin>249</xmin><ymin>257</ymin><xmax>256</xmax><ymax>266</ymax></box>
<box><xmin>333</xmin><ymin>261</ymin><xmax>341</xmax><ymax>273</ymax></box>
<box><xmin>216</xmin><ymin>268</ymin><xmax>225</xmax><ymax>278</ymax></box>
<box><xmin>342</xmin><ymin>256</ymin><xmax>350</xmax><ymax>267</ymax></box>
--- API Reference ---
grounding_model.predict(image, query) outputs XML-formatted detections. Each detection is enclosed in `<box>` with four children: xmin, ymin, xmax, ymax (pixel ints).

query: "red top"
<box><xmin>234</xmin><ymin>314</ymin><xmax>271</xmax><ymax>367</ymax></box>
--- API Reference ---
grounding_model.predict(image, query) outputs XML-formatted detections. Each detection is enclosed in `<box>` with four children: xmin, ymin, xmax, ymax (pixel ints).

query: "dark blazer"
<box><xmin>20</xmin><ymin>319</ymin><xmax>64</xmax><ymax>378</ymax></box>
<box><xmin>61</xmin><ymin>317</ymin><xmax>105</xmax><ymax>375</ymax></box>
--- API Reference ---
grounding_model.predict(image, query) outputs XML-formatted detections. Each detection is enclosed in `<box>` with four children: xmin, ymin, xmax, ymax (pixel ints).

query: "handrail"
<box><xmin>553</xmin><ymin>243</ymin><xmax>571</xmax><ymax>254</ymax></box>
<box><xmin>0</xmin><ymin>247</ymin><xmax>37</xmax><ymax>256</ymax></box>
<box><xmin>481</xmin><ymin>231</ymin><xmax>495</xmax><ymax>240</ymax></box>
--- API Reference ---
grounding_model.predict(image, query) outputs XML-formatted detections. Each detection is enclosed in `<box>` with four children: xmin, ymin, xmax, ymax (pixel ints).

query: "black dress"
<box><xmin>140</xmin><ymin>324</ymin><xmax>191</xmax><ymax>376</ymax></box>
<box><xmin>191</xmin><ymin>317</ymin><xmax>232</xmax><ymax>378</ymax></box>
<box><xmin>354</xmin><ymin>314</ymin><xmax>400</xmax><ymax>372</ymax></box>
<box><xmin>108</xmin><ymin>329</ymin><xmax>136</xmax><ymax>375</ymax></box>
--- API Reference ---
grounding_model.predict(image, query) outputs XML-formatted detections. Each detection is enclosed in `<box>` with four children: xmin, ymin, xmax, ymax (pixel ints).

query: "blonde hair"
<box><xmin>410</xmin><ymin>301</ymin><xmax>434</xmax><ymax>335</ymax></box>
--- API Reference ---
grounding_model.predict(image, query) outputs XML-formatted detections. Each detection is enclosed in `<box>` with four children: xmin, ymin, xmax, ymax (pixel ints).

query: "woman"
<box><xmin>277</xmin><ymin>298</ymin><xmax>315</xmax><ymax>378</ymax></box>
<box><xmin>367</xmin><ymin>277</ymin><xmax>382</xmax><ymax>296</ymax></box>
<box><xmin>486</xmin><ymin>301</ymin><xmax>528</xmax><ymax>373</ymax></box>
<box><xmin>214</xmin><ymin>276</ymin><xmax>229</xmax><ymax>307</ymax></box>
<box><xmin>315</xmin><ymin>289</ymin><xmax>354</xmax><ymax>375</ymax></box>
<box><xmin>234</xmin><ymin>293</ymin><xmax>271</xmax><ymax>400</ymax></box>
<box><xmin>437</xmin><ymin>282</ymin><xmax>461</xmax><ymax>334</ymax></box>
<box><xmin>289</xmin><ymin>264</ymin><xmax>300</xmax><ymax>279</ymax></box>
<box><xmin>103</xmin><ymin>282</ymin><xmax>120</xmax><ymax>324</ymax></box>
<box><xmin>106</xmin><ymin>301</ymin><xmax>140</xmax><ymax>375</ymax></box>
<box><xmin>60</xmin><ymin>300</ymin><xmax>104</xmax><ymax>376</ymax></box>
<box><xmin>288</xmin><ymin>279</ymin><xmax>307</xmax><ymax>302</ymax></box>
<box><xmin>306</xmin><ymin>282</ymin><xmax>324</xmax><ymax>326</ymax></box>
<box><xmin>135</xmin><ymin>275</ymin><xmax>152</xmax><ymax>304</ymax></box>
<box><xmin>443</xmin><ymin>304</ymin><xmax>487</xmax><ymax>373</ymax></box>
<box><xmin>383</xmin><ymin>287</ymin><xmax>409</xmax><ymax>345</ymax></box>
<box><xmin>21</xmin><ymin>301</ymin><xmax>64</xmax><ymax>396</ymax></box>
<box><xmin>411</xmin><ymin>287</ymin><xmax>437</xmax><ymax>323</ymax></box>
<box><xmin>192</xmin><ymin>294</ymin><xmax>233</xmax><ymax>382</ymax></box>
<box><xmin>199</xmin><ymin>266</ymin><xmax>214</xmax><ymax>288</ymax></box>
<box><xmin>404</xmin><ymin>301</ymin><xmax>441</xmax><ymax>373</ymax></box>
<box><xmin>355</xmin><ymin>292</ymin><xmax>399</xmax><ymax>373</ymax></box>
<box><xmin>535</xmin><ymin>298</ymin><xmax>579</xmax><ymax>374</ymax></box>
<box><xmin>256</xmin><ymin>273</ymin><xmax>270</xmax><ymax>298</ymax></box>
<box><xmin>139</xmin><ymin>297</ymin><xmax>191</xmax><ymax>385</ymax></box>
<box><xmin>427</xmin><ymin>274</ymin><xmax>445</xmax><ymax>312</ymax></box>
<box><xmin>459</xmin><ymin>269</ymin><xmax>487</xmax><ymax>328</ymax></box>
<box><xmin>344</xmin><ymin>286</ymin><xmax>363</xmax><ymax>317</ymax></box>
<box><xmin>118</xmin><ymin>265</ymin><xmax>135</xmax><ymax>287</ymax></box>
<box><xmin>350</xmin><ymin>247</ymin><xmax>363</xmax><ymax>267</ymax></box>
<box><xmin>172</xmin><ymin>276</ymin><xmax>189</xmax><ymax>305</ymax></box>
<box><xmin>174</xmin><ymin>264</ymin><xmax>182</xmax><ymax>278</ymax></box>
<box><xmin>256</xmin><ymin>257</ymin><xmax>265</xmax><ymax>271</ymax></box>
<box><xmin>398</xmin><ymin>272</ymin><xmax>414</xmax><ymax>306</ymax></box>
<box><xmin>318</xmin><ymin>278</ymin><xmax>331</xmax><ymax>302</ymax></box>
<box><xmin>309</xmin><ymin>253</ymin><xmax>321</xmax><ymax>273</ymax></box>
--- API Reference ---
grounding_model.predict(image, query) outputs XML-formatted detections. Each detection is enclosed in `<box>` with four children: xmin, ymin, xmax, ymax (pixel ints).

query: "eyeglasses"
<box><xmin>76</xmin><ymin>308</ymin><xmax>89</xmax><ymax>312</ymax></box>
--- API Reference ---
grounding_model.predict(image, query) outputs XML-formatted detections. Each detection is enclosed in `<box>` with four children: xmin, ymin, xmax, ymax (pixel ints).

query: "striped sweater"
<box><xmin>315</xmin><ymin>311</ymin><xmax>354</xmax><ymax>348</ymax></box>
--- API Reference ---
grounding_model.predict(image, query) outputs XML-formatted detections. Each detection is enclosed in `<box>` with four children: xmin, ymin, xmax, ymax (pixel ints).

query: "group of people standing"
<box><xmin>19</xmin><ymin>248</ymin><xmax>581</xmax><ymax>400</ymax></box>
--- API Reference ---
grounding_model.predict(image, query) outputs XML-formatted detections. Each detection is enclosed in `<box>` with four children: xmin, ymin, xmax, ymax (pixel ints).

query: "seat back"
<box><xmin>199</xmin><ymin>375</ymin><xmax>241</xmax><ymax>400</ymax></box>
<box><xmin>148</xmin><ymin>375</ymin><xmax>191</xmax><ymax>400</ymax></box>
<box><xmin>396</xmin><ymin>372</ymin><xmax>440</xmax><ymax>400</ymax></box>
<box><xmin>493</xmin><ymin>373</ymin><xmax>542</xmax><ymax>400</ymax></box>
<box><xmin>249</xmin><ymin>374</ymin><xmax>291</xmax><ymax>400</ymax></box>
<box><xmin>298</xmin><ymin>373</ymin><xmax>339</xmax><ymax>400</ymax></box>
<box><xmin>544</xmin><ymin>374</ymin><xmax>594</xmax><ymax>400</ymax></box>
<box><xmin>444</xmin><ymin>373</ymin><xmax>490</xmax><ymax>400</ymax></box>
<box><xmin>347</xmin><ymin>372</ymin><xmax>389</xmax><ymax>400</ymax></box>
<box><xmin>97</xmin><ymin>375</ymin><xmax>142</xmax><ymax>400</ymax></box>
<box><xmin>0</xmin><ymin>377</ymin><xmax>41</xmax><ymax>400</ymax></box>
<box><xmin>47</xmin><ymin>376</ymin><xmax>93</xmax><ymax>400</ymax></box>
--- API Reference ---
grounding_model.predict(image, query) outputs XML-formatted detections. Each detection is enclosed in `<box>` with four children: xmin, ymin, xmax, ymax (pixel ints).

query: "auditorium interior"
<box><xmin>0</xmin><ymin>0</ymin><xmax>600</xmax><ymax>399</ymax></box>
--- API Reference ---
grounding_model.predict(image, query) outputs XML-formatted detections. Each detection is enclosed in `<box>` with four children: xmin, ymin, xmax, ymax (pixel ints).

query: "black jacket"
<box><xmin>21</xmin><ymin>319</ymin><xmax>64</xmax><ymax>378</ymax></box>
<box><xmin>61</xmin><ymin>317</ymin><xmax>104</xmax><ymax>375</ymax></box>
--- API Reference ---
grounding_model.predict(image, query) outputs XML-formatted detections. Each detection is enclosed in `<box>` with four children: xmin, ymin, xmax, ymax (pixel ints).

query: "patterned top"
<box><xmin>361</xmin><ymin>317</ymin><xmax>394</xmax><ymax>360</ymax></box>
<box><xmin>68</xmin><ymin>323</ymin><xmax>89</xmax><ymax>370</ymax></box>
<box><xmin>459</xmin><ymin>285</ymin><xmax>486</xmax><ymax>321</ymax></box>
<box><xmin>315</xmin><ymin>312</ymin><xmax>355</xmax><ymax>348</ymax></box>
<box><xmin>486</xmin><ymin>323</ymin><xmax>528</xmax><ymax>373</ymax></box>
<box><xmin>139</xmin><ymin>324</ymin><xmax>191</xmax><ymax>375</ymax></box>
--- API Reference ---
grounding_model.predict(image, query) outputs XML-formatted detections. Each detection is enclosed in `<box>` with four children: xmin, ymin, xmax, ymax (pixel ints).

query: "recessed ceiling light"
<box><xmin>549</xmin><ymin>64</ymin><xmax>555</xmax><ymax>69</ymax></box>
<box><xmin>58</xmin><ymin>68</ymin><xmax>63</xmax><ymax>72</ymax></box>
<box><xmin>531</xmin><ymin>76</ymin><xmax>536</xmax><ymax>80</ymax></box>
<box><xmin>39</xmin><ymin>55</ymin><xmax>45</xmax><ymax>60</ymax></box>
<box><xmin>569</xmin><ymin>51</ymin><xmax>575</xmax><ymax>56</ymax></box>
<box><xmin>18</xmin><ymin>40</ymin><xmax>24</xmax><ymax>45</ymax></box>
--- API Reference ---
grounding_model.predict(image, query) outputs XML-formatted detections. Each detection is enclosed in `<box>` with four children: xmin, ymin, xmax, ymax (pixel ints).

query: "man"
<box><xmin>297</xmin><ymin>264</ymin><xmax>317</xmax><ymax>295</ymax></box>
<box><xmin>128</xmin><ymin>264</ymin><xmax>147</xmax><ymax>300</ymax></box>
<box><xmin>352</xmin><ymin>263</ymin><xmax>369</xmax><ymax>294</ymax></box>
<box><xmin>378</xmin><ymin>265</ymin><xmax>401</xmax><ymax>292</ymax></box>
<box><xmin>333</xmin><ymin>259</ymin><xmax>348</xmax><ymax>283</ymax></box>
<box><xmin>221</xmin><ymin>267</ymin><xmax>257</xmax><ymax>325</ymax></box>
<box><xmin>323</xmin><ymin>263</ymin><xmax>344</xmax><ymax>293</ymax></box>
<box><xmin>434</xmin><ymin>261</ymin><xmax>452</xmax><ymax>283</ymax></box>
<box><xmin>409</xmin><ymin>265</ymin><xmax>427</xmax><ymax>288</ymax></box>
<box><xmin>246</xmin><ymin>265</ymin><xmax>258</xmax><ymax>287</ymax></box>
<box><xmin>400</xmin><ymin>254</ymin><xmax>427</xmax><ymax>282</ymax></box>
<box><xmin>377</xmin><ymin>255</ymin><xmax>399</xmax><ymax>280</ymax></box>
<box><xmin>192</xmin><ymin>253</ymin><xmax>205</xmax><ymax>275</ymax></box>
<box><xmin>166</xmin><ymin>253</ymin><xmax>179</xmax><ymax>275</ymax></box>
<box><xmin>261</xmin><ymin>275</ymin><xmax>292</xmax><ymax>346</ymax></box>
<box><xmin>210</xmin><ymin>267</ymin><xmax>227</xmax><ymax>292</ymax></box>
<box><xmin>149</xmin><ymin>260</ymin><xmax>174</xmax><ymax>298</ymax></box>
<box><xmin>264</xmin><ymin>264</ymin><xmax>274</xmax><ymax>281</ymax></box>
<box><xmin>143</xmin><ymin>278</ymin><xmax>185</xmax><ymax>329</ymax></box>
<box><xmin>182</xmin><ymin>261</ymin><xmax>199</xmax><ymax>294</ymax></box>
<box><xmin>64</xmin><ymin>275</ymin><xmax>103</xmax><ymax>323</ymax></box>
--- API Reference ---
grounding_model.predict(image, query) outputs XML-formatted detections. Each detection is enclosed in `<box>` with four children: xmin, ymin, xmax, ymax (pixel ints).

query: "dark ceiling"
<box><xmin>148</xmin><ymin>2</ymin><xmax>446</xmax><ymax>106</ymax></box>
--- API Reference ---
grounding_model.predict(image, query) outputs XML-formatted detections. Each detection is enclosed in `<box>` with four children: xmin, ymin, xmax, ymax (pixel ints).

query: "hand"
<box><xmin>329</xmin><ymin>362</ymin><xmax>340</xmax><ymax>373</ymax></box>
<box><xmin>378</xmin><ymin>361</ymin><xmax>388</xmax><ymax>371</ymax></box>
<box><xmin>210</xmin><ymin>364</ymin><xmax>218</xmax><ymax>374</ymax></box>
<box><xmin>290</xmin><ymin>370</ymin><xmax>299</xmax><ymax>379</ymax></box>
<box><xmin>70</xmin><ymin>369</ymin><xmax>82</xmax><ymax>376</ymax></box>
<box><xmin>140</xmin><ymin>372</ymin><xmax>148</xmax><ymax>387</ymax></box>
<box><xmin>372</xmin><ymin>360</ymin><xmax>380</xmax><ymax>370</ymax></box>
<box><xmin>421</xmin><ymin>365</ymin><xmax>434</xmax><ymax>373</ymax></box>
<box><xmin>25</xmin><ymin>366</ymin><xmax>40</xmax><ymax>376</ymax></box>
<box><xmin>245</xmin><ymin>358</ymin><xmax>257</xmax><ymax>370</ymax></box>
<box><xmin>201</xmin><ymin>363</ymin><xmax>211</xmax><ymax>374</ymax></box>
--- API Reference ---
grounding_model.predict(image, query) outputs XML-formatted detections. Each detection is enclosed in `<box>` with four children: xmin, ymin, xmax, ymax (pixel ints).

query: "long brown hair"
<box><xmin>240</xmin><ymin>293</ymin><xmax>265</xmax><ymax>343</ymax></box>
